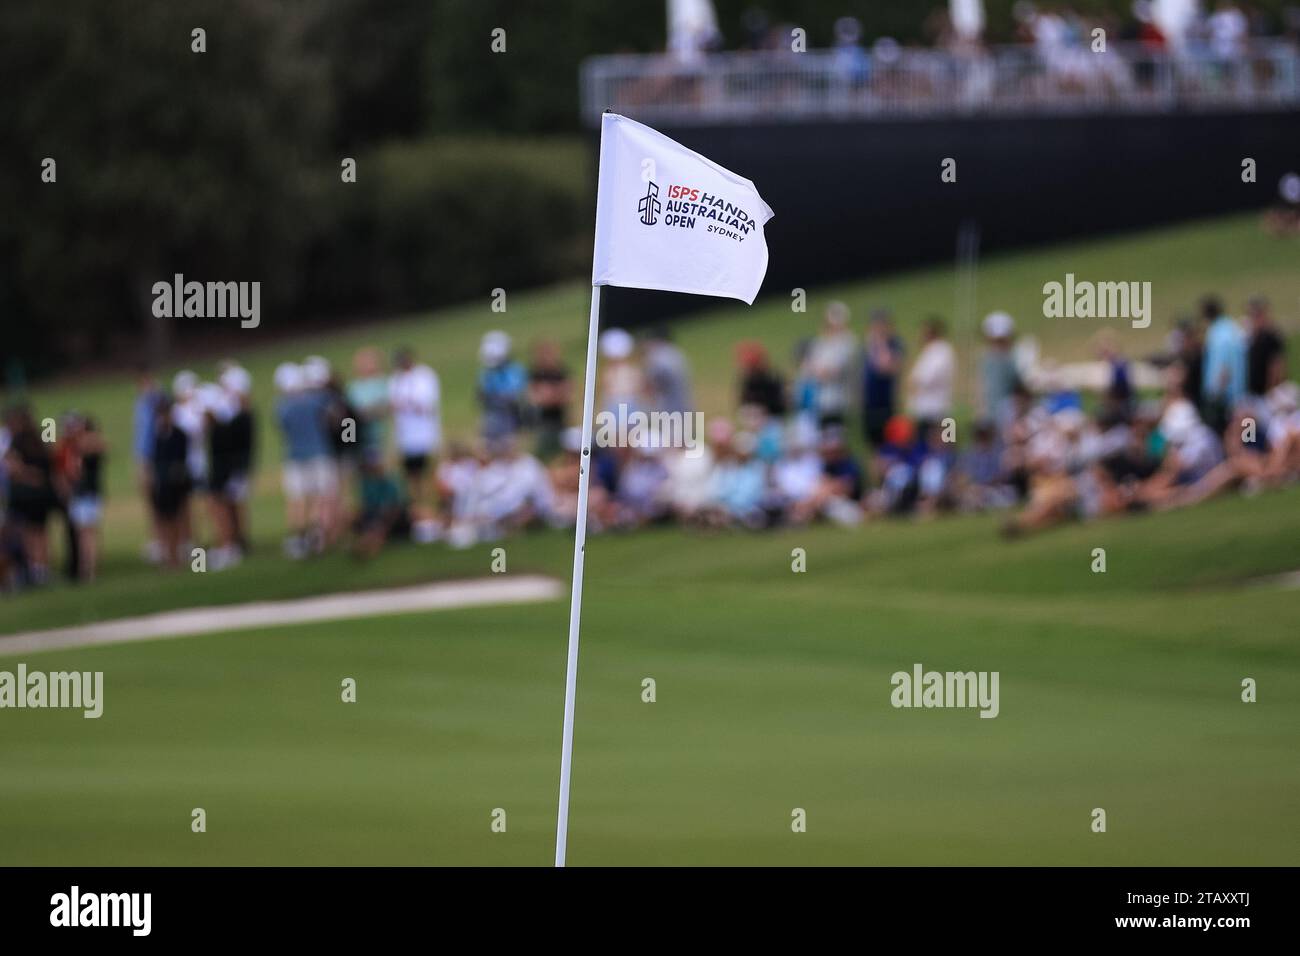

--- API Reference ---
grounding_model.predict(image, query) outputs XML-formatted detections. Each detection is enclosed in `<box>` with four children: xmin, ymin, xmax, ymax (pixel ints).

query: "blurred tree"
<box><xmin>0</xmin><ymin>0</ymin><xmax>332</xmax><ymax>369</ymax></box>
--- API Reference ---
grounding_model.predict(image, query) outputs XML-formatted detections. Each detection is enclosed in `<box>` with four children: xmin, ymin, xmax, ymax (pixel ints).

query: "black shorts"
<box><xmin>152</xmin><ymin>482</ymin><xmax>192</xmax><ymax>519</ymax></box>
<box><xmin>401</xmin><ymin>454</ymin><xmax>429</xmax><ymax>477</ymax></box>
<box><xmin>8</xmin><ymin>495</ymin><xmax>53</xmax><ymax>528</ymax></box>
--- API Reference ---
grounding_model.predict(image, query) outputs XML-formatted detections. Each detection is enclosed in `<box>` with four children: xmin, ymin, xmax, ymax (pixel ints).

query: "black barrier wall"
<box><xmin>600</xmin><ymin>109</ymin><xmax>1300</xmax><ymax>324</ymax></box>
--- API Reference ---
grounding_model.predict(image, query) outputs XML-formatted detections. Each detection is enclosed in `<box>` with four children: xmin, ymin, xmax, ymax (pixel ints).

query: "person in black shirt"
<box><xmin>1246</xmin><ymin>296</ymin><xmax>1286</xmax><ymax>397</ymax></box>
<box><xmin>66</xmin><ymin>414</ymin><xmax>108</xmax><ymax>582</ymax></box>
<box><xmin>736</xmin><ymin>340</ymin><xmax>787</xmax><ymax>417</ymax></box>
<box><xmin>528</xmin><ymin>340</ymin><xmax>571</xmax><ymax>461</ymax></box>
<box><xmin>208</xmin><ymin>365</ymin><xmax>257</xmax><ymax>566</ymax></box>
<box><xmin>151</xmin><ymin>396</ymin><xmax>192</xmax><ymax>570</ymax></box>
<box><xmin>2</xmin><ymin>405</ymin><xmax>57</xmax><ymax>585</ymax></box>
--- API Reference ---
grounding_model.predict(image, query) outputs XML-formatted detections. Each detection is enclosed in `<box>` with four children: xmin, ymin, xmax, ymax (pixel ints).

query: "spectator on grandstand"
<box><xmin>862</xmin><ymin>309</ymin><xmax>905</xmax><ymax>447</ymax></box>
<box><xmin>389</xmin><ymin>346</ymin><xmax>441</xmax><ymax>506</ymax></box>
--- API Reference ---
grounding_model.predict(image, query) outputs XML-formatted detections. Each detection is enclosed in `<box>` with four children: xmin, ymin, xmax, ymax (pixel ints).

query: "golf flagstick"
<box><xmin>554</xmin><ymin>281</ymin><xmax>602</xmax><ymax>867</ymax></box>
<box><xmin>553</xmin><ymin>111</ymin><xmax>772</xmax><ymax>866</ymax></box>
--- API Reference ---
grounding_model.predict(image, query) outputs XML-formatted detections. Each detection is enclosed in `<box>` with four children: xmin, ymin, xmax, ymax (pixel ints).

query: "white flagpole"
<box><xmin>555</xmin><ymin>281</ymin><xmax>602</xmax><ymax>867</ymax></box>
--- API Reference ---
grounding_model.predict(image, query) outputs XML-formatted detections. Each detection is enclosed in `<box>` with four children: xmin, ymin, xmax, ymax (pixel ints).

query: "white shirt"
<box><xmin>389</xmin><ymin>365</ymin><xmax>440</xmax><ymax>455</ymax></box>
<box><xmin>908</xmin><ymin>339</ymin><xmax>956</xmax><ymax>420</ymax></box>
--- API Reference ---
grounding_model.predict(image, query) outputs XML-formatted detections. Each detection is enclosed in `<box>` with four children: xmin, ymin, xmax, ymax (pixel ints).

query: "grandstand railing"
<box><xmin>581</xmin><ymin>41</ymin><xmax>1300</xmax><ymax>125</ymax></box>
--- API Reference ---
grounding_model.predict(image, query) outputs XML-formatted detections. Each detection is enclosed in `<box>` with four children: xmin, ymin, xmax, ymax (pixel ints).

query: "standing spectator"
<box><xmin>980</xmin><ymin>311</ymin><xmax>1019</xmax><ymax>424</ymax></box>
<box><xmin>208</xmin><ymin>363</ymin><xmax>255</xmax><ymax>566</ymax></box>
<box><xmin>736</xmin><ymin>341</ymin><xmax>787</xmax><ymax>417</ymax></box>
<box><xmin>2</xmin><ymin>405</ymin><xmax>57</xmax><ymax>585</ymax></box>
<box><xmin>1246</xmin><ymin>296</ymin><xmax>1286</xmax><ymax>397</ymax></box>
<box><xmin>527</xmin><ymin>340</ymin><xmax>571</xmax><ymax>461</ymax></box>
<box><xmin>907</xmin><ymin>316</ymin><xmax>957</xmax><ymax>435</ymax></box>
<box><xmin>389</xmin><ymin>346</ymin><xmax>441</xmax><ymax>506</ymax></box>
<box><xmin>149</xmin><ymin>396</ymin><xmax>192</xmax><ymax>570</ymax></box>
<box><xmin>643</xmin><ymin>326</ymin><xmax>693</xmax><ymax>414</ymax></box>
<box><xmin>1201</xmin><ymin>295</ymin><xmax>1247</xmax><ymax>431</ymax></box>
<box><xmin>597</xmin><ymin>328</ymin><xmax>644</xmax><ymax>414</ymax></box>
<box><xmin>477</xmin><ymin>331</ymin><xmax>527</xmax><ymax>440</ymax></box>
<box><xmin>171</xmin><ymin>370</ymin><xmax>209</xmax><ymax>549</ymax></box>
<box><xmin>862</xmin><ymin>309</ymin><xmax>904</xmax><ymax>447</ymax></box>
<box><xmin>807</xmin><ymin>301</ymin><xmax>859</xmax><ymax>428</ymax></box>
<box><xmin>347</xmin><ymin>347</ymin><xmax>390</xmax><ymax>461</ymax></box>
<box><xmin>133</xmin><ymin>366</ymin><xmax>165</xmax><ymax>563</ymax></box>
<box><xmin>275</xmin><ymin>362</ymin><xmax>336</xmax><ymax>558</ymax></box>
<box><xmin>65</xmin><ymin>414</ymin><xmax>107</xmax><ymax>582</ymax></box>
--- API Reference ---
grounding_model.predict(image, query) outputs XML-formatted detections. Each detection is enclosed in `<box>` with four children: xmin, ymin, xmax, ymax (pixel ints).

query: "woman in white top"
<box><xmin>907</xmin><ymin>317</ymin><xmax>956</xmax><ymax>431</ymax></box>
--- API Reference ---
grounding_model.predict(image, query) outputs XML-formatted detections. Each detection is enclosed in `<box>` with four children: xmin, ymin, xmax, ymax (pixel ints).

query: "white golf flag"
<box><xmin>592</xmin><ymin>112</ymin><xmax>774</xmax><ymax>304</ymax></box>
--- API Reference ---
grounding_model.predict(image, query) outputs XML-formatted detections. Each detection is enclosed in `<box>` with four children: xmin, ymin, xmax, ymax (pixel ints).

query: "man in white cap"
<box><xmin>207</xmin><ymin>363</ymin><xmax>255</xmax><ymax>568</ymax></box>
<box><xmin>477</xmin><ymin>330</ymin><xmax>527</xmax><ymax>441</ymax></box>
<box><xmin>980</xmin><ymin>311</ymin><xmax>1019</xmax><ymax>425</ymax></box>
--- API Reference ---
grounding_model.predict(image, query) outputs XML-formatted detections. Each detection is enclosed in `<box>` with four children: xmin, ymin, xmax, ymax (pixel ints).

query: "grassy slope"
<box><xmin>2</xmin><ymin>213</ymin><xmax>1299</xmax><ymax>865</ymax></box>
<box><xmin>7</xmin><ymin>211</ymin><xmax>1299</xmax><ymax>633</ymax></box>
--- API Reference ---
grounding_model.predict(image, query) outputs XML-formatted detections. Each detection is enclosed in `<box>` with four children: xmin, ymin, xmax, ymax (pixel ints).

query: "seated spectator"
<box><xmin>792</xmin><ymin>428</ymin><xmax>864</xmax><ymax>525</ymax></box>
<box><xmin>351</xmin><ymin>453</ymin><xmax>411</xmax><ymax>559</ymax></box>
<box><xmin>702</xmin><ymin>420</ymin><xmax>768</xmax><ymax>528</ymax></box>
<box><xmin>953</xmin><ymin>420</ymin><xmax>1017</xmax><ymax>512</ymax></box>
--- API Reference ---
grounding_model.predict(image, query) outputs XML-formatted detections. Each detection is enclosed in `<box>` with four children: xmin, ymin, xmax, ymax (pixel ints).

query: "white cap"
<box><xmin>172</xmin><ymin>370</ymin><xmax>198</xmax><ymax>398</ymax></box>
<box><xmin>599</xmin><ymin>327</ymin><xmax>635</xmax><ymax>361</ymax></box>
<box><xmin>302</xmin><ymin>355</ymin><xmax>331</xmax><ymax>388</ymax></box>
<box><xmin>479</xmin><ymin>330</ymin><xmax>512</xmax><ymax>366</ymax></box>
<box><xmin>274</xmin><ymin>362</ymin><xmax>304</xmax><ymax>394</ymax></box>
<box><xmin>982</xmin><ymin>312</ymin><xmax>1015</xmax><ymax>339</ymax></box>
<box><xmin>220</xmin><ymin>365</ymin><xmax>252</xmax><ymax>397</ymax></box>
<box><xmin>1159</xmin><ymin>400</ymin><xmax>1200</xmax><ymax>445</ymax></box>
<box><xmin>199</xmin><ymin>382</ymin><xmax>234</xmax><ymax>422</ymax></box>
<box><xmin>825</xmin><ymin>301</ymin><xmax>850</xmax><ymax>327</ymax></box>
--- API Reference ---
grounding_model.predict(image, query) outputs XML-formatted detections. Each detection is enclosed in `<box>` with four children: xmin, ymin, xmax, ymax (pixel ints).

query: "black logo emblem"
<box><xmin>638</xmin><ymin>181</ymin><xmax>661</xmax><ymax>226</ymax></box>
